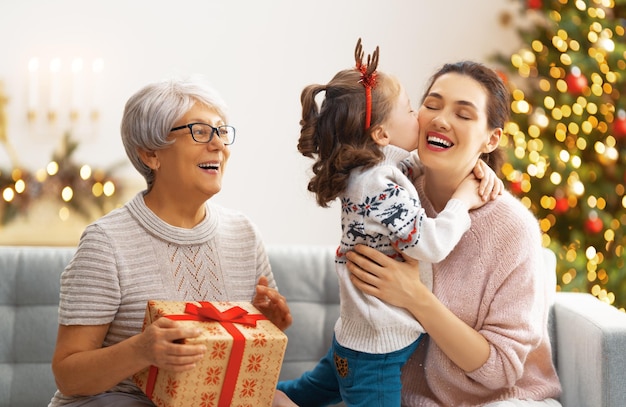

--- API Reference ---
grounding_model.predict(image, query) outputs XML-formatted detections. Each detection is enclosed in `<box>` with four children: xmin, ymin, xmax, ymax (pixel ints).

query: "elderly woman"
<box><xmin>49</xmin><ymin>77</ymin><xmax>292</xmax><ymax>407</ymax></box>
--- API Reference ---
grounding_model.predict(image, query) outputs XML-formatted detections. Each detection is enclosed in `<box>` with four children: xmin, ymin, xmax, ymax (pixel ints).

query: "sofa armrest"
<box><xmin>553</xmin><ymin>292</ymin><xmax>626</xmax><ymax>407</ymax></box>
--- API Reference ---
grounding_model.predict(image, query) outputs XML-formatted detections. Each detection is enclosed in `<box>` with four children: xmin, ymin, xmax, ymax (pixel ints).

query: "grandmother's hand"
<box><xmin>254</xmin><ymin>276</ymin><xmax>293</xmax><ymax>331</ymax></box>
<box><xmin>137</xmin><ymin>317</ymin><xmax>206</xmax><ymax>372</ymax></box>
<box><xmin>346</xmin><ymin>244</ymin><xmax>423</xmax><ymax>310</ymax></box>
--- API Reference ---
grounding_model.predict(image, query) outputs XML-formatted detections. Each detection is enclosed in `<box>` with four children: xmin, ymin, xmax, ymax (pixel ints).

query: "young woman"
<box><xmin>345</xmin><ymin>61</ymin><xmax>562</xmax><ymax>406</ymax></box>
<box><xmin>49</xmin><ymin>77</ymin><xmax>292</xmax><ymax>407</ymax></box>
<box><xmin>278</xmin><ymin>41</ymin><xmax>502</xmax><ymax>407</ymax></box>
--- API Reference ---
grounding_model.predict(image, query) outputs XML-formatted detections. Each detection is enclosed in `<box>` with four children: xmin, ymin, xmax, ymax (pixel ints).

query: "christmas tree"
<box><xmin>493</xmin><ymin>0</ymin><xmax>626</xmax><ymax>311</ymax></box>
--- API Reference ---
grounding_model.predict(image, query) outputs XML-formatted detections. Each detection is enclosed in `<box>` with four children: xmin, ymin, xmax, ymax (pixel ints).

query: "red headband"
<box><xmin>354</xmin><ymin>38</ymin><xmax>379</xmax><ymax>130</ymax></box>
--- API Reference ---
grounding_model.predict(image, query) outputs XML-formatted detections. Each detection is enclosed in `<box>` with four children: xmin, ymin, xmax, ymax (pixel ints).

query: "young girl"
<box><xmin>277</xmin><ymin>39</ymin><xmax>502</xmax><ymax>406</ymax></box>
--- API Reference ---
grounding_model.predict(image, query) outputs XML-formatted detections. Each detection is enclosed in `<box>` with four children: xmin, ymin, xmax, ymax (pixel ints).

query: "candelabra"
<box><xmin>26</xmin><ymin>57</ymin><xmax>104</xmax><ymax>126</ymax></box>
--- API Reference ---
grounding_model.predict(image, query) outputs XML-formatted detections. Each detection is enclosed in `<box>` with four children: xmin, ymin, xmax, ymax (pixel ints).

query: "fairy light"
<box><xmin>61</xmin><ymin>186</ymin><xmax>73</xmax><ymax>202</ymax></box>
<box><xmin>79</xmin><ymin>165</ymin><xmax>92</xmax><ymax>180</ymax></box>
<box><xmin>14</xmin><ymin>179</ymin><xmax>25</xmax><ymax>194</ymax></box>
<box><xmin>59</xmin><ymin>206</ymin><xmax>70</xmax><ymax>221</ymax></box>
<box><xmin>2</xmin><ymin>187</ymin><xmax>15</xmax><ymax>202</ymax></box>
<box><xmin>1</xmin><ymin>134</ymin><xmax>123</xmax><ymax>231</ymax></box>
<box><xmin>103</xmin><ymin>181</ymin><xmax>115</xmax><ymax>197</ymax></box>
<box><xmin>47</xmin><ymin>161</ymin><xmax>59</xmax><ymax>176</ymax></box>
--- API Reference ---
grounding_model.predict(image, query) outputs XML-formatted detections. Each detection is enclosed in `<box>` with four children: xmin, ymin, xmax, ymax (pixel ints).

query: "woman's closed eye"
<box><xmin>423</xmin><ymin>104</ymin><xmax>471</xmax><ymax>120</ymax></box>
<box><xmin>456</xmin><ymin>107</ymin><xmax>478</xmax><ymax>121</ymax></box>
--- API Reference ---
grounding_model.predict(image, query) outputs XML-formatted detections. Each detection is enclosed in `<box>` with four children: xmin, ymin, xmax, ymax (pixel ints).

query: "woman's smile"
<box><xmin>425</xmin><ymin>133</ymin><xmax>454</xmax><ymax>151</ymax></box>
<box><xmin>197</xmin><ymin>160</ymin><xmax>222</xmax><ymax>174</ymax></box>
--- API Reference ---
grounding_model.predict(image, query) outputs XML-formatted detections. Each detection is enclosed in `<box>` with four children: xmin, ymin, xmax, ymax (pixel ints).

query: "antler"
<box><xmin>355</xmin><ymin>38</ymin><xmax>365</xmax><ymax>70</ymax></box>
<box><xmin>354</xmin><ymin>38</ymin><xmax>379</xmax><ymax>75</ymax></box>
<box><xmin>366</xmin><ymin>46</ymin><xmax>379</xmax><ymax>76</ymax></box>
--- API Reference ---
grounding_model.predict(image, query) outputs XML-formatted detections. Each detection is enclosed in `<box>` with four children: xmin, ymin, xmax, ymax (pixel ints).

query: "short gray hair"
<box><xmin>120</xmin><ymin>76</ymin><xmax>229</xmax><ymax>191</ymax></box>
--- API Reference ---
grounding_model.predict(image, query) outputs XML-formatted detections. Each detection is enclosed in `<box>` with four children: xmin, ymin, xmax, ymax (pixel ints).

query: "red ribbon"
<box><xmin>145</xmin><ymin>302</ymin><xmax>266</xmax><ymax>407</ymax></box>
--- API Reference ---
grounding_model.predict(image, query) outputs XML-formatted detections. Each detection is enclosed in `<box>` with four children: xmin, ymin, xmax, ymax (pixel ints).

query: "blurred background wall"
<box><xmin>0</xmin><ymin>0</ymin><xmax>518</xmax><ymax>246</ymax></box>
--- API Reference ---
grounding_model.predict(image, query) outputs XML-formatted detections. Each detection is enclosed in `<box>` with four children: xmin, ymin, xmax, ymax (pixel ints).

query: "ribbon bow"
<box><xmin>181</xmin><ymin>301</ymin><xmax>266</xmax><ymax>327</ymax></box>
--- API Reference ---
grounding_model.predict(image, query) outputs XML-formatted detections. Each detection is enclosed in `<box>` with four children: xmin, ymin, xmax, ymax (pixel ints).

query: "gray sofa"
<box><xmin>1</xmin><ymin>245</ymin><xmax>626</xmax><ymax>407</ymax></box>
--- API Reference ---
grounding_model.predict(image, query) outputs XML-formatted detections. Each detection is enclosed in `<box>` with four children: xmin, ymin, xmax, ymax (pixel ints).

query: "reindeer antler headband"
<box><xmin>354</xmin><ymin>38</ymin><xmax>379</xmax><ymax>130</ymax></box>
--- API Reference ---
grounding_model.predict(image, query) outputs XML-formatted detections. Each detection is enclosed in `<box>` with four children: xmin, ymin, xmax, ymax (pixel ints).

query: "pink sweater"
<box><xmin>400</xmin><ymin>178</ymin><xmax>562</xmax><ymax>406</ymax></box>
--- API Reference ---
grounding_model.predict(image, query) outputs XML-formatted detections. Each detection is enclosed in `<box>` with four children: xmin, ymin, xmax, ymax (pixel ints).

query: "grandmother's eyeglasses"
<box><xmin>170</xmin><ymin>122</ymin><xmax>236</xmax><ymax>145</ymax></box>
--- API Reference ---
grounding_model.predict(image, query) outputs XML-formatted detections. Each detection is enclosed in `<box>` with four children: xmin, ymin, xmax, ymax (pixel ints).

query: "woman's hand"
<box><xmin>52</xmin><ymin>318</ymin><xmax>206</xmax><ymax>396</ymax></box>
<box><xmin>347</xmin><ymin>244</ymin><xmax>491</xmax><ymax>372</ymax></box>
<box><xmin>346</xmin><ymin>244</ymin><xmax>425</xmax><ymax>310</ymax></box>
<box><xmin>254</xmin><ymin>276</ymin><xmax>293</xmax><ymax>331</ymax></box>
<box><xmin>136</xmin><ymin>317</ymin><xmax>207</xmax><ymax>372</ymax></box>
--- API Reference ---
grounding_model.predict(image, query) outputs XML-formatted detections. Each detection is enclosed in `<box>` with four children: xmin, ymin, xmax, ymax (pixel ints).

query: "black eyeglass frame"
<box><xmin>170</xmin><ymin>122</ymin><xmax>236</xmax><ymax>145</ymax></box>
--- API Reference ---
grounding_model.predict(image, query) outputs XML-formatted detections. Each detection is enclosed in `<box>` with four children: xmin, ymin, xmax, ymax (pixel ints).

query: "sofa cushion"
<box><xmin>266</xmin><ymin>245</ymin><xmax>340</xmax><ymax>381</ymax></box>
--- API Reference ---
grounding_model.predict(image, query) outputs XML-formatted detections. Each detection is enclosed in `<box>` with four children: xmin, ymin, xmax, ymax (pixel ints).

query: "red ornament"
<box><xmin>528</xmin><ymin>0</ymin><xmax>542</xmax><ymax>9</ymax></box>
<box><xmin>613</xmin><ymin>110</ymin><xmax>626</xmax><ymax>138</ymax></box>
<box><xmin>565</xmin><ymin>67</ymin><xmax>587</xmax><ymax>95</ymax></box>
<box><xmin>554</xmin><ymin>197</ymin><xmax>569</xmax><ymax>214</ymax></box>
<box><xmin>496</xmin><ymin>70</ymin><xmax>508</xmax><ymax>85</ymax></box>
<box><xmin>584</xmin><ymin>212</ymin><xmax>603</xmax><ymax>234</ymax></box>
<box><xmin>510</xmin><ymin>180</ymin><xmax>522</xmax><ymax>195</ymax></box>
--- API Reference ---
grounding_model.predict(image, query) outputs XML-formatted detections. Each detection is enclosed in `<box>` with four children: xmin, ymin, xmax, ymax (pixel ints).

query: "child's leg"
<box><xmin>277</xmin><ymin>344</ymin><xmax>342</xmax><ymax>407</ymax></box>
<box><xmin>335</xmin><ymin>336</ymin><xmax>421</xmax><ymax>407</ymax></box>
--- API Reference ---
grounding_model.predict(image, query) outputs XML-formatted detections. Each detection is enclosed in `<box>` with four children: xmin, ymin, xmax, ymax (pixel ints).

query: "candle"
<box><xmin>70</xmin><ymin>58</ymin><xmax>83</xmax><ymax>120</ymax></box>
<box><xmin>49</xmin><ymin>58</ymin><xmax>61</xmax><ymax>112</ymax></box>
<box><xmin>28</xmin><ymin>57</ymin><xmax>39</xmax><ymax>111</ymax></box>
<box><xmin>91</xmin><ymin>58</ymin><xmax>104</xmax><ymax>121</ymax></box>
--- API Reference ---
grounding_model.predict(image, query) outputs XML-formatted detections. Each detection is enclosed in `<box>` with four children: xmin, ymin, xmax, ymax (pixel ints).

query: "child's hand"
<box><xmin>472</xmin><ymin>159</ymin><xmax>503</xmax><ymax>201</ymax></box>
<box><xmin>452</xmin><ymin>174</ymin><xmax>484</xmax><ymax>210</ymax></box>
<box><xmin>401</xmin><ymin>151</ymin><xmax>423</xmax><ymax>182</ymax></box>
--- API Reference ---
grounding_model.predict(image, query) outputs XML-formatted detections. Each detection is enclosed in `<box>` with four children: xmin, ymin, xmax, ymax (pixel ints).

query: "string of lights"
<box><xmin>0</xmin><ymin>133</ymin><xmax>122</xmax><ymax>226</ymax></box>
<box><xmin>494</xmin><ymin>0</ymin><xmax>626</xmax><ymax>310</ymax></box>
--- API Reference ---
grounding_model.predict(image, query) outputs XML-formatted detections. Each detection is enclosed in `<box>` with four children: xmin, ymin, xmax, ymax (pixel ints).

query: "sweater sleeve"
<box><xmin>464</xmin><ymin>202</ymin><xmax>547</xmax><ymax>389</ymax></box>
<box><xmin>368</xmin><ymin>168</ymin><xmax>470</xmax><ymax>263</ymax></box>
<box><xmin>401</xmin><ymin>198</ymin><xmax>471</xmax><ymax>263</ymax></box>
<box><xmin>58</xmin><ymin>223</ymin><xmax>121</xmax><ymax>326</ymax></box>
<box><xmin>399</xmin><ymin>151</ymin><xmax>424</xmax><ymax>183</ymax></box>
<box><xmin>256</xmin><ymin>237</ymin><xmax>276</xmax><ymax>290</ymax></box>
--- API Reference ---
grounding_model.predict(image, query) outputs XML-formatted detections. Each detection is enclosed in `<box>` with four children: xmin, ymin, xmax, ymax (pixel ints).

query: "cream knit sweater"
<box><xmin>50</xmin><ymin>192</ymin><xmax>273</xmax><ymax>406</ymax></box>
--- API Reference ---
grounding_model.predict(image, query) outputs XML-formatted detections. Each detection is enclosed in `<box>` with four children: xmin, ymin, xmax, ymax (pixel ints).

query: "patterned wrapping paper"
<box><xmin>133</xmin><ymin>300</ymin><xmax>288</xmax><ymax>407</ymax></box>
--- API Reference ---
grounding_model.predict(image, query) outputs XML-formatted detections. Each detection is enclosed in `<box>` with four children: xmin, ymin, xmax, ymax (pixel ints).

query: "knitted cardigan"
<box><xmin>334</xmin><ymin>145</ymin><xmax>471</xmax><ymax>354</ymax></box>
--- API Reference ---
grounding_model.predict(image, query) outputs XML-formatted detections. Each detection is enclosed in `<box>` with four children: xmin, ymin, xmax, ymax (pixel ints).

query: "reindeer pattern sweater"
<box><xmin>334</xmin><ymin>145</ymin><xmax>471</xmax><ymax>354</ymax></box>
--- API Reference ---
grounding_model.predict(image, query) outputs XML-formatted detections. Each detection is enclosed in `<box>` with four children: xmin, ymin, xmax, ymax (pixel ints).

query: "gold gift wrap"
<box><xmin>133</xmin><ymin>300</ymin><xmax>288</xmax><ymax>407</ymax></box>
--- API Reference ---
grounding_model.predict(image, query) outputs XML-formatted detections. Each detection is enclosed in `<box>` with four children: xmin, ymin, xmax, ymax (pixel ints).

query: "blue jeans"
<box><xmin>278</xmin><ymin>335</ymin><xmax>421</xmax><ymax>407</ymax></box>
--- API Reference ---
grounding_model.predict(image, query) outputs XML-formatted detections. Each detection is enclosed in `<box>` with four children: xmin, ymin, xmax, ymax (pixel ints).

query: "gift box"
<box><xmin>133</xmin><ymin>300</ymin><xmax>288</xmax><ymax>407</ymax></box>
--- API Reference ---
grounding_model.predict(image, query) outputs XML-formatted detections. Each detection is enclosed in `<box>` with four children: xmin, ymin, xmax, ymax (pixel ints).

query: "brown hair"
<box><xmin>422</xmin><ymin>61</ymin><xmax>509</xmax><ymax>172</ymax></box>
<box><xmin>298</xmin><ymin>67</ymin><xmax>401</xmax><ymax>207</ymax></box>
